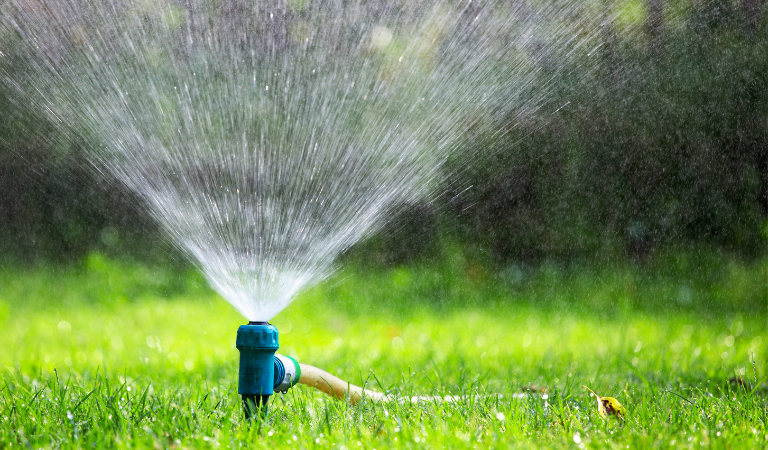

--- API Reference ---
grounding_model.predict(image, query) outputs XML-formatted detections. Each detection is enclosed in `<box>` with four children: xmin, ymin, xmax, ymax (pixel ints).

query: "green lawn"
<box><xmin>1</xmin><ymin>252</ymin><xmax>767</xmax><ymax>448</ymax></box>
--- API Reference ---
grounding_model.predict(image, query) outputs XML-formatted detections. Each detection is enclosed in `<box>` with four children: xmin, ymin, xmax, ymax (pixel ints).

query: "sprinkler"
<box><xmin>237</xmin><ymin>323</ymin><xmax>506</xmax><ymax>420</ymax></box>
<box><xmin>236</xmin><ymin>320</ymin><xmax>379</xmax><ymax>419</ymax></box>
<box><xmin>236</xmin><ymin>322</ymin><xmax>306</xmax><ymax>420</ymax></box>
<box><xmin>236</xmin><ymin>319</ymin><xmax>377</xmax><ymax>421</ymax></box>
<box><xmin>235</xmin><ymin>322</ymin><xmax>283</xmax><ymax>419</ymax></box>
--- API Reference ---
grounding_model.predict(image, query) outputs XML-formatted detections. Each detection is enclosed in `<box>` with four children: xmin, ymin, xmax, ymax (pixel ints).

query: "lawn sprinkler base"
<box><xmin>241</xmin><ymin>394</ymin><xmax>270</xmax><ymax>420</ymax></box>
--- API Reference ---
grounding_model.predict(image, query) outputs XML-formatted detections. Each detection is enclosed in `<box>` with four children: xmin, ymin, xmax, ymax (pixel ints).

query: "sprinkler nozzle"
<box><xmin>236</xmin><ymin>322</ymin><xmax>279</xmax><ymax>420</ymax></box>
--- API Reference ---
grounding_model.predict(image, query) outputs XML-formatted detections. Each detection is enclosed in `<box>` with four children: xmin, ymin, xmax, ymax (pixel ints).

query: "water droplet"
<box><xmin>58</xmin><ymin>321</ymin><xmax>71</xmax><ymax>333</ymax></box>
<box><xmin>522</xmin><ymin>334</ymin><xmax>533</xmax><ymax>347</ymax></box>
<box><xmin>111</xmin><ymin>336</ymin><xmax>124</xmax><ymax>350</ymax></box>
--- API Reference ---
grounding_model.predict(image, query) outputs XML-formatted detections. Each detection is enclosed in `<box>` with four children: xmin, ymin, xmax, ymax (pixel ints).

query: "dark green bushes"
<box><xmin>0</xmin><ymin>0</ymin><xmax>766</xmax><ymax>265</ymax></box>
<box><xmin>445</xmin><ymin>0</ymin><xmax>768</xmax><ymax>263</ymax></box>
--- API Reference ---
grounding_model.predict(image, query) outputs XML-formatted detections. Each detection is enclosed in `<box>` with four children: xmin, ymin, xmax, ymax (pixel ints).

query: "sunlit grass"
<box><xmin>1</xmin><ymin>253</ymin><xmax>766</xmax><ymax>448</ymax></box>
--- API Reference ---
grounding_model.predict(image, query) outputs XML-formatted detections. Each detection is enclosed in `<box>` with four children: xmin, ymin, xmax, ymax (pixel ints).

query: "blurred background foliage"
<box><xmin>0</xmin><ymin>0</ymin><xmax>766</xmax><ymax>271</ymax></box>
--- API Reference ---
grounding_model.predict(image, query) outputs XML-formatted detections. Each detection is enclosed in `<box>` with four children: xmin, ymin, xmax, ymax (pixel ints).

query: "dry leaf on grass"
<box><xmin>583</xmin><ymin>385</ymin><xmax>625</xmax><ymax>419</ymax></box>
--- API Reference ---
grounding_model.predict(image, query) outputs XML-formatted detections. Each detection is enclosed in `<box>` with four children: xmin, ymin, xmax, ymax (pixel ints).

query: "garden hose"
<box><xmin>237</xmin><ymin>322</ymin><xmax>513</xmax><ymax>420</ymax></box>
<box><xmin>284</xmin><ymin>358</ymin><xmax>480</xmax><ymax>404</ymax></box>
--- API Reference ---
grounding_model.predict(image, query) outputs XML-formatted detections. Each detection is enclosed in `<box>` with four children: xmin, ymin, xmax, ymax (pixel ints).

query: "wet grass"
<box><xmin>0</xmin><ymin>252</ymin><xmax>766</xmax><ymax>448</ymax></box>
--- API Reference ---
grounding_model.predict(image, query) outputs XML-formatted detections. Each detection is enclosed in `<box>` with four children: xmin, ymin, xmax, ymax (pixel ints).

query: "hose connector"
<box><xmin>273</xmin><ymin>354</ymin><xmax>301</xmax><ymax>393</ymax></box>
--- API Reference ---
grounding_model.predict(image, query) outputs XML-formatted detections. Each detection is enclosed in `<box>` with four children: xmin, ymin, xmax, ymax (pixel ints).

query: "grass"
<box><xmin>0</xmin><ymin>251</ymin><xmax>767</xmax><ymax>448</ymax></box>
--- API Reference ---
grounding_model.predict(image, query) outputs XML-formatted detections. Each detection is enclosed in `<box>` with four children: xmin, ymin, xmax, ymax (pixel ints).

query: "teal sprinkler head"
<box><xmin>236</xmin><ymin>322</ymin><xmax>300</xmax><ymax>420</ymax></box>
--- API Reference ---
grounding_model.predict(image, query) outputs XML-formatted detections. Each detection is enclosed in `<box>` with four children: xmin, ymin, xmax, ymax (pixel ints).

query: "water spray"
<box><xmin>3</xmin><ymin>0</ymin><xmax>574</xmax><ymax>420</ymax></box>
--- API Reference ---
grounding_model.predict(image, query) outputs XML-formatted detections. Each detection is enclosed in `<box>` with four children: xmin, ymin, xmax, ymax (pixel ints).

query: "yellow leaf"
<box><xmin>583</xmin><ymin>386</ymin><xmax>626</xmax><ymax>419</ymax></box>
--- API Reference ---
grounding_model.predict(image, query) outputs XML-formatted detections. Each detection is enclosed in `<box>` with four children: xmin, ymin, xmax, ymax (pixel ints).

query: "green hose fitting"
<box><xmin>274</xmin><ymin>354</ymin><xmax>301</xmax><ymax>393</ymax></box>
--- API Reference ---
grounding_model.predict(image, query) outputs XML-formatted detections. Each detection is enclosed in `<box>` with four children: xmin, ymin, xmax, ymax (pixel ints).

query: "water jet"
<box><xmin>1</xmin><ymin>0</ymin><xmax>605</xmax><ymax>419</ymax></box>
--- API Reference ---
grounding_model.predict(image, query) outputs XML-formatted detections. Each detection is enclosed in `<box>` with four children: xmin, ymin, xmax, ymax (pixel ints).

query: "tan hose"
<box><xmin>298</xmin><ymin>363</ymin><xmax>387</xmax><ymax>404</ymax></box>
<box><xmin>297</xmin><ymin>363</ymin><xmax>518</xmax><ymax>405</ymax></box>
